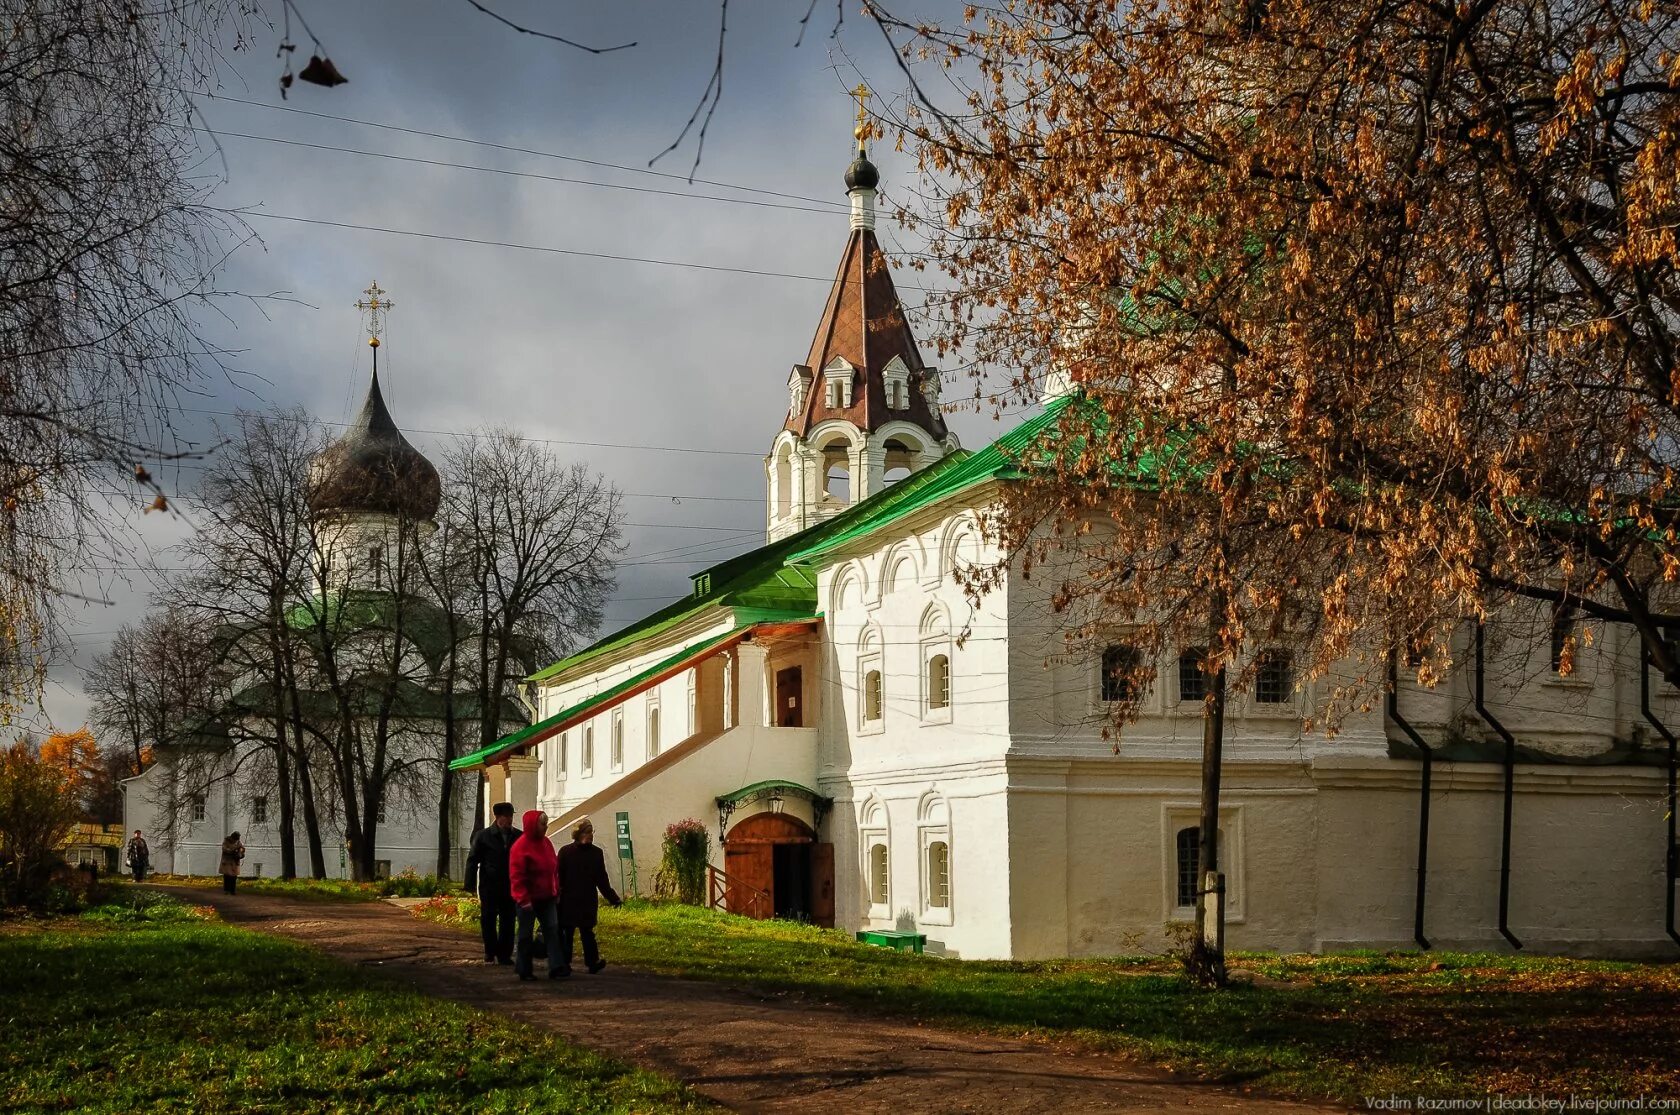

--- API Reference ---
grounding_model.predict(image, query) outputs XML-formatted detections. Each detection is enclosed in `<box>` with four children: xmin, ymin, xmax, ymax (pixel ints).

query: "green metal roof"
<box><xmin>715</xmin><ymin>779</ymin><xmax>831</xmax><ymax>806</ymax></box>
<box><xmin>453</xmin><ymin>626</ymin><xmax>752</xmax><ymax>772</ymax></box>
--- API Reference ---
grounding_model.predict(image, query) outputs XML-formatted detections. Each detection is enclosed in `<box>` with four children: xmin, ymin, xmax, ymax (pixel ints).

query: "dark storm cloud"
<box><xmin>37</xmin><ymin>0</ymin><xmax>1004</xmax><ymax>732</ymax></box>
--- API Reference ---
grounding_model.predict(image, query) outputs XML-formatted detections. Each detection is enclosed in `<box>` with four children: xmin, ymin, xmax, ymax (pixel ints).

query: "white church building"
<box><xmin>451</xmin><ymin>145</ymin><xmax>1677</xmax><ymax>960</ymax></box>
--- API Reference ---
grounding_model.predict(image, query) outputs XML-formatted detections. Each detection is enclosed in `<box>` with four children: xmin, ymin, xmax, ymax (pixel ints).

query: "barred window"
<box><xmin>1255</xmin><ymin>649</ymin><xmax>1293</xmax><ymax>705</ymax></box>
<box><xmin>864</xmin><ymin>669</ymin><xmax>884</xmax><ymax>722</ymax></box>
<box><xmin>1178</xmin><ymin>647</ymin><xmax>1207</xmax><ymax>703</ymax></box>
<box><xmin>1176</xmin><ymin>827</ymin><xmax>1200</xmax><ymax>909</ymax></box>
<box><xmin>926</xmin><ymin>841</ymin><xmax>950</xmax><ymax>909</ymax></box>
<box><xmin>1101</xmin><ymin>644</ymin><xmax>1143</xmax><ymax>703</ymax></box>
<box><xmin>251</xmin><ymin>797</ymin><xmax>267</xmax><ymax>825</ymax></box>
<box><xmin>927</xmin><ymin>654</ymin><xmax>950</xmax><ymax>711</ymax></box>
<box><xmin>869</xmin><ymin>843</ymin><xmax>889</xmax><ymax>905</ymax></box>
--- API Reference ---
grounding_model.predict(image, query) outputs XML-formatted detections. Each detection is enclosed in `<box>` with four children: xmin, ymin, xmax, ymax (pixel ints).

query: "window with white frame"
<box><xmin>858</xmin><ymin>627</ymin><xmax>884</xmax><ymax>729</ymax></box>
<box><xmin>860</xmin><ymin>799</ymin><xmax>889</xmax><ymax>919</ymax></box>
<box><xmin>927</xmin><ymin>654</ymin><xmax>950</xmax><ymax>711</ymax></box>
<box><xmin>824</xmin><ymin>357</ymin><xmax>854</xmax><ymax>408</ymax></box>
<box><xmin>1165</xmin><ymin>806</ymin><xmax>1242</xmax><ymax>922</ymax></box>
<box><xmin>869</xmin><ymin>842</ymin><xmax>889</xmax><ymax>906</ymax></box>
<box><xmin>191</xmin><ymin>795</ymin><xmax>206</xmax><ymax>823</ymax></box>
<box><xmin>1101</xmin><ymin>643</ymin><xmax>1145</xmax><ymax>704</ymax></box>
<box><xmin>863</xmin><ymin>669</ymin><xmax>883</xmax><ymax>723</ymax></box>
<box><xmin>583</xmin><ymin>724</ymin><xmax>595</xmax><ymax>774</ymax></box>
<box><xmin>1177</xmin><ymin>646</ymin><xmax>1208</xmax><ymax>704</ymax></box>
<box><xmin>882</xmin><ymin>356</ymin><xmax>910</xmax><ymax>411</ymax></box>
<box><xmin>558</xmin><ymin>731</ymin><xmax>568</xmax><ymax>777</ymax></box>
<box><xmin>648</xmin><ymin>702</ymin><xmax>661</xmax><ymax>758</ymax></box>
<box><xmin>1254</xmin><ymin>648</ymin><xmax>1293</xmax><ymax>705</ymax></box>
<box><xmin>251</xmin><ymin>796</ymin><xmax>267</xmax><ymax>825</ymax></box>
<box><xmin>918</xmin><ymin>792</ymin><xmax>952</xmax><ymax>924</ymax></box>
<box><xmin>611</xmin><ymin>709</ymin><xmax>624</xmax><ymax>771</ymax></box>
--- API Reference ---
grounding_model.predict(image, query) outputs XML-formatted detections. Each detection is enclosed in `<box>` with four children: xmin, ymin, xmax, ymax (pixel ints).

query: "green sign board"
<box><xmin>615</xmin><ymin>812</ymin><xmax>633</xmax><ymax>860</ymax></box>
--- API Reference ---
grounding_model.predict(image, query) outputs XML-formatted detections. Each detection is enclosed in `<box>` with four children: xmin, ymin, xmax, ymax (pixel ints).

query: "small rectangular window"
<box><xmin>927</xmin><ymin>841</ymin><xmax>949</xmax><ymax>909</ymax></box>
<box><xmin>864</xmin><ymin>669</ymin><xmax>884</xmax><ymax>722</ymax></box>
<box><xmin>558</xmin><ymin>731</ymin><xmax>568</xmax><ymax>776</ymax></box>
<box><xmin>648</xmin><ymin>705</ymin><xmax>661</xmax><ymax>757</ymax></box>
<box><xmin>1176</xmin><ymin>827</ymin><xmax>1200</xmax><ymax>909</ymax></box>
<box><xmin>583</xmin><ymin>725</ymin><xmax>594</xmax><ymax>773</ymax></box>
<box><xmin>870</xmin><ymin>843</ymin><xmax>889</xmax><ymax>905</ymax></box>
<box><xmin>191</xmin><ymin>795</ymin><xmax>206</xmax><ymax>823</ymax></box>
<box><xmin>611</xmin><ymin>711</ymin><xmax>624</xmax><ymax>770</ymax></box>
<box><xmin>1255</xmin><ymin>649</ymin><xmax>1292</xmax><ymax>704</ymax></box>
<box><xmin>927</xmin><ymin>654</ymin><xmax>950</xmax><ymax>711</ymax></box>
<box><xmin>1177</xmin><ymin>647</ymin><xmax>1207</xmax><ymax>703</ymax></box>
<box><xmin>251</xmin><ymin>796</ymin><xmax>268</xmax><ymax>825</ymax></box>
<box><xmin>1101</xmin><ymin>644</ymin><xmax>1143</xmax><ymax>703</ymax></box>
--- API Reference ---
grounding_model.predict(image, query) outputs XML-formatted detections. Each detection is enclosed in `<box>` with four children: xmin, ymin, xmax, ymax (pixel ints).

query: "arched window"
<box><xmin>825</xmin><ymin>460</ymin><xmax>850</xmax><ymax>502</ymax></box>
<box><xmin>927</xmin><ymin>654</ymin><xmax>950</xmax><ymax>711</ymax></box>
<box><xmin>774</xmin><ymin>450</ymin><xmax>792</xmax><ymax>518</ymax></box>
<box><xmin>869</xmin><ymin>842</ymin><xmax>889</xmax><ymax>906</ymax></box>
<box><xmin>648</xmin><ymin>705</ymin><xmax>661</xmax><ymax>758</ymax></box>
<box><xmin>1178</xmin><ymin>647</ymin><xmax>1208</xmax><ymax>703</ymax></box>
<box><xmin>1175</xmin><ymin>827</ymin><xmax>1201</xmax><ymax>909</ymax></box>
<box><xmin>926</xmin><ymin>841</ymin><xmax>950</xmax><ymax>909</ymax></box>
<box><xmin>582</xmin><ymin>724</ymin><xmax>595</xmax><ymax>774</ymax></box>
<box><xmin>1255</xmin><ymin>649</ymin><xmax>1293</xmax><ymax>704</ymax></box>
<box><xmin>864</xmin><ymin>670</ymin><xmax>884</xmax><ymax>722</ymax></box>
<box><xmin>611</xmin><ymin>710</ymin><xmax>624</xmax><ymax>770</ymax></box>
<box><xmin>557</xmin><ymin>731</ymin><xmax>568</xmax><ymax>776</ymax></box>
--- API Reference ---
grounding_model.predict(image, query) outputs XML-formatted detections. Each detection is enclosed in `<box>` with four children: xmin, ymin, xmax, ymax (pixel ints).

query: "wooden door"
<box><xmin>810</xmin><ymin>842</ymin><xmax>835</xmax><ymax>928</ymax></box>
<box><xmin>775</xmin><ymin>666</ymin><xmax>803</xmax><ymax>727</ymax></box>
<box><xmin>724</xmin><ymin>844</ymin><xmax>774</xmax><ymax>919</ymax></box>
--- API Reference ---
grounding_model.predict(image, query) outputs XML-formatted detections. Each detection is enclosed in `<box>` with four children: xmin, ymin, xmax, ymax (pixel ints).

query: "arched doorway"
<box><xmin>723</xmin><ymin>812</ymin><xmax>833</xmax><ymax>926</ymax></box>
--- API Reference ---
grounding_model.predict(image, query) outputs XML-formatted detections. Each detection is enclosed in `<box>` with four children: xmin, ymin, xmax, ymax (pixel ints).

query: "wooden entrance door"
<box><xmin>775</xmin><ymin>666</ymin><xmax>803</xmax><ymax>727</ymax></box>
<box><xmin>723</xmin><ymin>812</ymin><xmax>816</xmax><ymax>921</ymax></box>
<box><xmin>810</xmin><ymin>842</ymin><xmax>835</xmax><ymax>928</ymax></box>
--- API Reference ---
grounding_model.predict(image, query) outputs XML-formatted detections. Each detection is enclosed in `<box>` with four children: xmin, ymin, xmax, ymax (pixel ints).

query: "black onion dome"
<box><xmin>307</xmin><ymin>371</ymin><xmax>441</xmax><ymax>521</ymax></box>
<box><xmin>844</xmin><ymin>154</ymin><xmax>879</xmax><ymax>191</ymax></box>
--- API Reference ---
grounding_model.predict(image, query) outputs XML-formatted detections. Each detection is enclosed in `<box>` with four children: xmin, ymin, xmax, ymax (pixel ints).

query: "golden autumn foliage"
<box><xmin>882</xmin><ymin>0</ymin><xmax>1680</xmax><ymax>727</ymax></box>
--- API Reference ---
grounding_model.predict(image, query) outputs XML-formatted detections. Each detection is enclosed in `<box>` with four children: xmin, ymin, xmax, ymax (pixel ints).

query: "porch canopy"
<box><xmin>716</xmin><ymin>779</ymin><xmax>833</xmax><ymax>843</ymax></box>
<box><xmin>449</xmin><ymin>617</ymin><xmax>819</xmax><ymax>773</ymax></box>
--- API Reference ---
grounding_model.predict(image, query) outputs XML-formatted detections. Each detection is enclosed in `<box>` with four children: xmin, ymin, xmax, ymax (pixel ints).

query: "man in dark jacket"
<box><xmin>464</xmin><ymin>802</ymin><xmax>520</xmax><ymax>964</ymax></box>
<box><xmin>556</xmin><ymin>816</ymin><xmax>621</xmax><ymax>976</ymax></box>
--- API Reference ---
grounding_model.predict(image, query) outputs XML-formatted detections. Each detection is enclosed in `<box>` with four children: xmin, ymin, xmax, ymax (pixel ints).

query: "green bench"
<box><xmin>856</xmin><ymin>929</ymin><xmax>926</xmax><ymax>954</ymax></box>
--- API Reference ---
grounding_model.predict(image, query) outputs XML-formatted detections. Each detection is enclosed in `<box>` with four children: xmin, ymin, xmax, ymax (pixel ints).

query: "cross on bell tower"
<box><xmin>356</xmin><ymin>280</ymin><xmax>394</xmax><ymax>350</ymax></box>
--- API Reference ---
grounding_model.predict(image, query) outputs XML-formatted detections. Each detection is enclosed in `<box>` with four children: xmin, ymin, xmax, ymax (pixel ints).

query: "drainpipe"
<box><xmin>1472</xmin><ymin>623</ymin><xmax>1524</xmax><ymax>949</ymax></box>
<box><xmin>1637</xmin><ymin>646</ymin><xmax>1680</xmax><ymax>949</ymax></box>
<box><xmin>1387</xmin><ymin>654</ymin><xmax>1432</xmax><ymax>950</ymax></box>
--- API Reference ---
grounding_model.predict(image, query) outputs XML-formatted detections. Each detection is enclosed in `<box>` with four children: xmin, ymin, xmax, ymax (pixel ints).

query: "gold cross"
<box><xmin>355</xmin><ymin>280</ymin><xmax>394</xmax><ymax>348</ymax></box>
<box><xmin>853</xmin><ymin>83</ymin><xmax>870</xmax><ymax>154</ymax></box>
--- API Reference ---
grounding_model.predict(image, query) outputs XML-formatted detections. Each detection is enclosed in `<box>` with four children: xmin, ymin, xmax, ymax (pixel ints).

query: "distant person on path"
<box><xmin>464</xmin><ymin>801</ymin><xmax>521</xmax><ymax>965</ymax></box>
<box><xmin>219</xmin><ymin>832</ymin><xmax>245</xmax><ymax>894</ymax></box>
<box><xmin>124</xmin><ymin>830</ymin><xmax>149</xmax><ymax>882</ymax></box>
<box><xmin>557</xmin><ymin>817</ymin><xmax>622</xmax><ymax>976</ymax></box>
<box><xmin>508</xmin><ymin>809</ymin><xmax>563</xmax><ymax>982</ymax></box>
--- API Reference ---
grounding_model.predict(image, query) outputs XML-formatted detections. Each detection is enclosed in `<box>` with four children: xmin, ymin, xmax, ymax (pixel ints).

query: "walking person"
<box><xmin>219</xmin><ymin>832</ymin><xmax>245</xmax><ymax>894</ymax></box>
<box><xmin>464</xmin><ymin>802</ymin><xmax>520</xmax><ymax>965</ymax></box>
<box><xmin>508</xmin><ymin>810</ymin><xmax>564</xmax><ymax>982</ymax></box>
<box><xmin>556</xmin><ymin>817</ymin><xmax>622</xmax><ymax>976</ymax></box>
<box><xmin>124</xmin><ymin>830</ymin><xmax>149</xmax><ymax>883</ymax></box>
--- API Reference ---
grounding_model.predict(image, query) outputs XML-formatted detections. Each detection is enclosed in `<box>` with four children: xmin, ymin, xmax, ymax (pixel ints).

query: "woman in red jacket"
<box><xmin>508</xmin><ymin>809</ymin><xmax>563</xmax><ymax>981</ymax></box>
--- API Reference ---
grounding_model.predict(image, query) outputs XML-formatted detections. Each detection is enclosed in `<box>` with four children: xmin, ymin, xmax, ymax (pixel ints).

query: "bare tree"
<box><xmin>422</xmin><ymin>432</ymin><xmax>624</xmax><ymax>870</ymax></box>
<box><xmin>1</xmin><ymin>0</ymin><xmax>254</xmax><ymax>714</ymax></box>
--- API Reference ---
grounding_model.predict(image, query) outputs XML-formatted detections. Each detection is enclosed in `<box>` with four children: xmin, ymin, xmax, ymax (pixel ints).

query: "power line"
<box><xmin>242</xmin><ymin>211</ymin><xmax>935</xmax><ymax>290</ymax></box>
<box><xmin>200</xmin><ymin>127</ymin><xmax>851</xmax><ymax>218</ymax></box>
<box><xmin>191</xmin><ymin>91</ymin><xmax>846</xmax><ymax>208</ymax></box>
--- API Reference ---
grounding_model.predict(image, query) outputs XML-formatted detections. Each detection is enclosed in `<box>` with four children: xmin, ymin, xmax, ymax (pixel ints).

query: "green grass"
<box><xmin>414</xmin><ymin>897</ymin><xmax>1680</xmax><ymax>1103</ymax></box>
<box><xmin>0</xmin><ymin>894</ymin><xmax>707</xmax><ymax>1113</ymax></box>
<box><xmin>144</xmin><ymin>873</ymin><xmax>389</xmax><ymax>902</ymax></box>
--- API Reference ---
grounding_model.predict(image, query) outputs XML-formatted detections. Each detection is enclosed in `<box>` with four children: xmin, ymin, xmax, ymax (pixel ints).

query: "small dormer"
<box><xmin>921</xmin><ymin>367</ymin><xmax>941</xmax><ymax>409</ymax></box>
<box><xmin>823</xmin><ymin>357</ymin><xmax>855</xmax><ymax>409</ymax></box>
<box><xmin>882</xmin><ymin>355</ymin><xmax>910</xmax><ymax>411</ymax></box>
<box><xmin>787</xmin><ymin>365</ymin><xmax>813</xmax><ymax>417</ymax></box>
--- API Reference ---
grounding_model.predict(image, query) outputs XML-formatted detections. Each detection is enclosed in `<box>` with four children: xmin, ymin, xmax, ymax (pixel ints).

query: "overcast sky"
<box><xmin>33</xmin><ymin>0</ymin><xmax>1017</xmax><ymax>734</ymax></box>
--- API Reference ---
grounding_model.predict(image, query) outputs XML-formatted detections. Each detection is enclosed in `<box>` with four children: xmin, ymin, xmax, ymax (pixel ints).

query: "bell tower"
<box><xmin>766</xmin><ymin>92</ymin><xmax>959</xmax><ymax>542</ymax></box>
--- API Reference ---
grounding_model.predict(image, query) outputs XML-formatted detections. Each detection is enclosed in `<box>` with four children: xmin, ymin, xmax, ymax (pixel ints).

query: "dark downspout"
<box><xmin>1472</xmin><ymin>623</ymin><xmax>1524</xmax><ymax>949</ymax></box>
<box><xmin>1387</xmin><ymin>654</ymin><xmax>1432</xmax><ymax>950</ymax></box>
<box><xmin>1636</xmin><ymin>647</ymin><xmax>1680</xmax><ymax>948</ymax></box>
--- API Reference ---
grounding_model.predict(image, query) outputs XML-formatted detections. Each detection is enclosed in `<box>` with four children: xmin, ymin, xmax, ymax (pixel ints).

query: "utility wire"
<box><xmin>190</xmin><ymin>91</ymin><xmax>844</xmax><ymax>208</ymax></box>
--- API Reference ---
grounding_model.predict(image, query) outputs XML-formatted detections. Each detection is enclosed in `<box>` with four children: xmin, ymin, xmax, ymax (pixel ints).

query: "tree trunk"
<box><xmin>1192</xmin><ymin>599</ymin><xmax>1229</xmax><ymax>987</ymax></box>
<box><xmin>274</xmin><ymin>720</ymin><xmax>297</xmax><ymax>879</ymax></box>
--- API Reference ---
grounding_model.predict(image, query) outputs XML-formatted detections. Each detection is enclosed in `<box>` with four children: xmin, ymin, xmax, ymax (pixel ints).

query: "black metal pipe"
<box><xmin>1473</xmin><ymin>623</ymin><xmax>1524</xmax><ymax>949</ymax></box>
<box><xmin>1637</xmin><ymin>646</ymin><xmax>1680</xmax><ymax>949</ymax></box>
<box><xmin>1386</xmin><ymin>653</ymin><xmax>1433</xmax><ymax>950</ymax></box>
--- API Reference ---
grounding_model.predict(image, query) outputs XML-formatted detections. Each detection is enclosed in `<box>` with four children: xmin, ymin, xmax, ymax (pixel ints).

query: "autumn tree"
<box><xmin>0</xmin><ymin>737</ymin><xmax>77</xmax><ymax>906</ymax></box>
<box><xmin>874</xmin><ymin>0</ymin><xmax>1680</xmax><ymax>977</ymax></box>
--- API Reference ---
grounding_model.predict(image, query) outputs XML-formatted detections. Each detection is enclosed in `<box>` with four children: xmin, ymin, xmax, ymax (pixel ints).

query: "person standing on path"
<box><xmin>219</xmin><ymin>832</ymin><xmax>245</xmax><ymax>894</ymax></box>
<box><xmin>464</xmin><ymin>802</ymin><xmax>521</xmax><ymax>965</ymax></box>
<box><xmin>124</xmin><ymin>830</ymin><xmax>149</xmax><ymax>882</ymax></box>
<box><xmin>508</xmin><ymin>809</ymin><xmax>564</xmax><ymax>982</ymax></box>
<box><xmin>556</xmin><ymin>817</ymin><xmax>622</xmax><ymax>976</ymax></box>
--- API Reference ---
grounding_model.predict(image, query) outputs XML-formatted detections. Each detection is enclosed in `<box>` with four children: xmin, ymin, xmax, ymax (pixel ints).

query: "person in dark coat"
<box><xmin>464</xmin><ymin>802</ymin><xmax>520</xmax><ymax>965</ymax></box>
<box><xmin>219</xmin><ymin>832</ymin><xmax>245</xmax><ymax>894</ymax></box>
<box><xmin>124</xmin><ymin>830</ymin><xmax>150</xmax><ymax>882</ymax></box>
<box><xmin>556</xmin><ymin>817</ymin><xmax>622</xmax><ymax>976</ymax></box>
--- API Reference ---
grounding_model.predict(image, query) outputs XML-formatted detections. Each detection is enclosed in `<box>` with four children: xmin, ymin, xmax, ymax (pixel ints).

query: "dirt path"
<box><xmin>158</xmin><ymin>887</ymin><xmax>1346</xmax><ymax>1114</ymax></box>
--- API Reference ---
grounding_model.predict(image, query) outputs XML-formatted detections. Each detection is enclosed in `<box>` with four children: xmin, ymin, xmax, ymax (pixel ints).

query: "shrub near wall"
<box><xmin>656</xmin><ymin>819</ymin><xmax>710</xmax><ymax>906</ymax></box>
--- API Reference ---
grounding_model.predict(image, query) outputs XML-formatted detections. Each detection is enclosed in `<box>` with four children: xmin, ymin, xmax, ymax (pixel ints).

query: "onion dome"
<box><xmin>844</xmin><ymin>154</ymin><xmax>879</xmax><ymax>191</ymax></box>
<box><xmin>307</xmin><ymin>371</ymin><xmax>441</xmax><ymax>521</ymax></box>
